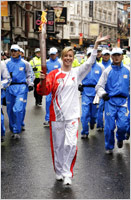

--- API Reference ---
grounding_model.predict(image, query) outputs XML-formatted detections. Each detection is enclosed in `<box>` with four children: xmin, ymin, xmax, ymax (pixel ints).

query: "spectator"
<box><xmin>30</xmin><ymin>48</ymin><xmax>42</xmax><ymax>106</ymax></box>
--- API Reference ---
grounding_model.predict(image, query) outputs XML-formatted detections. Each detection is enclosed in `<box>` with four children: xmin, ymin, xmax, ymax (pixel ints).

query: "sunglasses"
<box><xmin>11</xmin><ymin>49</ymin><xmax>18</xmax><ymax>52</ymax></box>
<box><xmin>112</xmin><ymin>53</ymin><xmax>121</xmax><ymax>56</ymax></box>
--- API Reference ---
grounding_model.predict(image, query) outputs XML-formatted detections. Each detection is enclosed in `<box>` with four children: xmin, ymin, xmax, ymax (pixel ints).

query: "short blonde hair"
<box><xmin>61</xmin><ymin>46</ymin><xmax>74</xmax><ymax>60</ymax></box>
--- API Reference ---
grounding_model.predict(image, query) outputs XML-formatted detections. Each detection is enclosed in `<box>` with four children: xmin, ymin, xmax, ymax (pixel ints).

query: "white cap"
<box><xmin>97</xmin><ymin>46</ymin><xmax>102</xmax><ymax>51</ymax></box>
<box><xmin>10</xmin><ymin>44</ymin><xmax>20</xmax><ymax>51</ymax></box>
<box><xmin>111</xmin><ymin>48</ymin><xmax>123</xmax><ymax>55</ymax></box>
<box><xmin>102</xmin><ymin>49</ymin><xmax>110</xmax><ymax>55</ymax></box>
<box><xmin>35</xmin><ymin>48</ymin><xmax>40</xmax><ymax>53</ymax></box>
<box><xmin>86</xmin><ymin>49</ymin><xmax>93</xmax><ymax>56</ymax></box>
<box><xmin>49</xmin><ymin>47</ymin><xmax>58</xmax><ymax>55</ymax></box>
<box><xmin>19</xmin><ymin>48</ymin><xmax>25</xmax><ymax>54</ymax></box>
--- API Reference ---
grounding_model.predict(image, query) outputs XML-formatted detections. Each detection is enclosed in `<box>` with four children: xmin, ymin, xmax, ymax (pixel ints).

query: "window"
<box><xmin>77</xmin><ymin>3</ymin><xmax>80</xmax><ymax>15</ymax></box>
<box><xmin>70</xmin><ymin>22</ymin><xmax>75</xmax><ymax>34</ymax></box>
<box><xmin>103</xmin><ymin>12</ymin><xmax>106</xmax><ymax>21</ymax></box>
<box><xmin>84</xmin><ymin>23</ymin><xmax>88</xmax><ymax>35</ymax></box>
<box><xmin>108</xmin><ymin>13</ymin><xmax>111</xmax><ymax>22</ymax></box>
<box><xmin>85</xmin><ymin>5</ymin><xmax>88</xmax><ymax>16</ymax></box>
<box><xmin>99</xmin><ymin>10</ymin><xmax>101</xmax><ymax>20</ymax></box>
<box><xmin>103</xmin><ymin>27</ymin><xmax>107</xmax><ymax>36</ymax></box>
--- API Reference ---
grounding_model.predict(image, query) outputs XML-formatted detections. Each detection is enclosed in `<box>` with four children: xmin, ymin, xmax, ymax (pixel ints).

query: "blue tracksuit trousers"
<box><xmin>96</xmin><ymin>99</ymin><xmax>104</xmax><ymax>128</ymax></box>
<box><xmin>104</xmin><ymin>101</ymin><xmax>128</xmax><ymax>150</ymax></box>
<box><xmin>1</xmin><ymin>105</ymin><xmax>5</xmax><ymax>136</ymax></box>
<box><xmin>21</xmin><ymin>92</ymin><xmax>28</xmax><ymax>127</ymax></box>
<box><xmin>6</xmin><ymin>91</ymin><xmax>25</xmax><ymax>133</ymax></box>
<box><xmin>81</xmin><ymin>95</ymin><xmax>98</xmax><ymax>135</ymax></box>
<box><xmin>45</xmin><ymin>93</ymin><xmax>52</xmax><ymax>122</ymax></box>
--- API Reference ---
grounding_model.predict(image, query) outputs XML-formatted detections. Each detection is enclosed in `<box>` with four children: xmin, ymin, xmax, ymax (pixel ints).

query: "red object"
<box><xmin>79</xmin><ymin>33</ymin><xmax>83</xmax><ymax>37</ymax></box>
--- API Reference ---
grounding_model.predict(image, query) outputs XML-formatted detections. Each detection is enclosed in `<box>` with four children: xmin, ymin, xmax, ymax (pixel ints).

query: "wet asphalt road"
<box><xmin>1</xmin><ymin>92</ymin><xmax>130</xmax><ymax>199</ymax></box>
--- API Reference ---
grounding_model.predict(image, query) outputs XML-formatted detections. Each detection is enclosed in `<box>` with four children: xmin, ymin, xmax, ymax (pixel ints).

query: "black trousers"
<box><xmin>34</xmin><ymin>78</ymin><xmax>42</xmax><ymax>104</ymax></box>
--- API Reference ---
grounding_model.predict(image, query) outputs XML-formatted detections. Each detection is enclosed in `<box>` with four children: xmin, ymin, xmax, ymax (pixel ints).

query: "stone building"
<box><xmin>1</xmin><ymin>1</ymin><xmax>129</xmax><ymax>58</ymax></box>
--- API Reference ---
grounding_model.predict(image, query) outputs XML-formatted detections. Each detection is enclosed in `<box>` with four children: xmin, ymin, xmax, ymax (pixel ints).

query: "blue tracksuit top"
<box><xmin>46</xmin><ymin>57</ymin><xmax>61</xmax><ymax>74</ymax></box>
<box><xmin>102</xmin><ymin>59</ymin><xmax>111</xmax><ymax>69</ymax></box>
<box><xmin>105</xmin><ymin>62</ymin><xmax>130</xmax><ymax>106</ymax></box>
<box><xmin>82</xmin><ymin>61</ymin><xmax>103</xmax><ymax>97</ymax></box>
<box><xmin>6</xmin><ymin>56</ymin><xmax>27</xmax><ymax>83</ymax></box>
<box><xmin>6</xmin><ymin>56</ymin><xmax>33</xmax><ymax>96</ymax></box>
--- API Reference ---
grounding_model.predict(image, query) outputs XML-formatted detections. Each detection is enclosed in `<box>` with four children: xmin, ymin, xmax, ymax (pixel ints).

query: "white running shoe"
<box><xmin>11</xmin><ymin>134</ymin><xmax>20</xmax><ymax>139</ymax></box>
<box><xmin>81</xmin><ymin>134</ymin><xmax>88</xmax><ymax>139</ymax></box>
<box><xmin>97</xmin><ymin>127</ymin><xmax>103</xmax><ymax>132</ymax></box>
<box><xmin>43</xmin><ymin>121</ymin><xmax>49</xmax><ymax>127</ymax></box>
<box><xmin>56</xmin><ymin>174</ymin><xmax>63</xmax><ymax>181</ymax></box>
<box><xmin>63</xmin><ymin>177</ymin><xmax>72</xmax><ymax>185</ymax></box>
<box><xmin>105</xmin><ymin>149</ymin><xmax>113</xmax><ymax>154</ymax></box>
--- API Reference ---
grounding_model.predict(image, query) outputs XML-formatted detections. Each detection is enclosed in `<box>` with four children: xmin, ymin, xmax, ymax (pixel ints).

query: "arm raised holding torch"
<box><xmin>39</xmin><ymin>11</ymin><xmax>47</xmax><ymax>94</ymax></box>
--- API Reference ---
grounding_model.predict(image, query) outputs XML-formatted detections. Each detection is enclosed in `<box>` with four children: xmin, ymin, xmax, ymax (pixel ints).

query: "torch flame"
<box><xmin>39</xmin><ymin>10</ymin><xmax>47</xmax><ymax>32</ymax></box>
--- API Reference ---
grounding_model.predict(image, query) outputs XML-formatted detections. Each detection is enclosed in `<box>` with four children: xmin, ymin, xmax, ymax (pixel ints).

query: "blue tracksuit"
<box><xmin>81</xmin><ymin>61</ymin><xmax>103</xmax><ymax>136</ymax></box>
<box><xmin>21</xmin><ymin>59</ymin><xmax>35</xmax><ymax>128</ymax></box>
<box><xmin>1</xmin><ymin>61</ymin><xmax>11</xmax><ymax>136</ymax></box>
<box><xmin>126</xmin><ymin>95</ymin><xmax>130</xmax><ymax>135</ymax></box>
<box><xmin>97</xmin><ymin>59</ymin><xmax>111</xmax><ymax>129</ymax></box>
<box><xmin>45</xmin><ymin>57</ymin><xmax>61</xmax><ymax>121</ymax></box>
<box><xmin>96</xmin><ymin>62</ymin><xmax>130</xmax><ymax>150</ymax></box>
<box><xmin>5</xmin><ymin>56</ymin><xmax>33</xmax><ymax>134</ymax></box>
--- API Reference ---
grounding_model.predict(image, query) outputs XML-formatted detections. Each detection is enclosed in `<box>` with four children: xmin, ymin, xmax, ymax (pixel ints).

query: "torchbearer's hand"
<box><xmin>94</xmin><ymin>33</ymin><xmax>110</xmax><ymax>49</ymax></box>
<box><xmin>40</xmin><ymin>70</ymin><xmax>46</xmax><ymax>85</ymax></box>
<box><xmin>28</xmin><ymin>86</ymin><xmax>33</xmax><ymax>92</ymax></box>
<box><xmin>102</xmin><ymin>93</ymin><xmax>110</xmax><ymax>101</ymax></box>
<box><xmin>33</xmin><ymin>67</ymin><xmax>37</xmax><ymax>71</ymax></box>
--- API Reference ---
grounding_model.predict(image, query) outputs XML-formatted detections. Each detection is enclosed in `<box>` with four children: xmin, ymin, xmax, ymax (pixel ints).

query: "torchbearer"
<box><xmin>37</xmin><ymin>33</ymin><xmax>110</xmax><ymax>185</ymax></box>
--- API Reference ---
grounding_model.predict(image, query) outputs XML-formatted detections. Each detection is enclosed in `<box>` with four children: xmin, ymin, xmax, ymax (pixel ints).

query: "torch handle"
<box><xmin>39</xmin><ymin>23</ymin><xmax>47</xmax><ymax>95</ymax></box>
<box><xmin>41</xmin><ymin>65</ymin><xmax>46</xmax><ymax>94</ymax></box>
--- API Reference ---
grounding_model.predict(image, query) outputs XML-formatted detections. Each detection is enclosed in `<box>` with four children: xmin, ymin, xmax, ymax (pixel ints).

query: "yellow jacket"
<box><xmin>72</xmin><ymin>58</ymin><xmax>80</xmax><ymax>68</ymax></box>
<box><xmin>30</xmin><ymin>56</ymin><xmax>41</xmax><ymax>78</ymax></box>
<box><xmin>123</xmin><ymin>55</ymin><xmax>130</xmax><ymax>66</ymax></box>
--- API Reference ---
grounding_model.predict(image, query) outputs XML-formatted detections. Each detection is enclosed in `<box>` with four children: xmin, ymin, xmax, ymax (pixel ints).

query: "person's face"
<box><xmin>102</xmin><ymin>54</ymin><xmax>110</xmax><ymax>62</ymax></box>
<box><xmin>11</xmin><ymin>49</ymin><xmax>20</xmax><ymax>58</ymax></box>
<box><xmin>1</xmin><ymin>55</ymin><xmax>5</xmax><ymax>60</ymax></box>
<box><xmin>50</xmin><ymin>54</ymin><xmax>57</xmax><ymax>60</ymax></box>
<box><xmin>20</xmin><ymin>52</ymin><xmax>24</xmax><ymax>58</ymax></box>
<box><xmin>35</xmin><ymin>52</ymin><xmax>41</xmax><ymax>57</ymax></box>
<box><xmin>97</xmin><ymin>50</ymin><xmax>102</xmax><ymax>58</ymax></box>
<box><xmin>62</xmin><ymin>50</ymin><xmax>74</xmax><ymax>68</ymax></box>
<box><xmin>111</xmin><ymin>54</ymin><xmax>123</xmax><ymax>65</ymax></box>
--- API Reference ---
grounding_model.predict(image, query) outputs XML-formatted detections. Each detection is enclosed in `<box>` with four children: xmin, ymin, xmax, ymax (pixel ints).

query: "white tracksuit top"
<box><xmin>37</xmin><ymin>49</ymin><xmax>97</xmax><ymax>121</ymax></box>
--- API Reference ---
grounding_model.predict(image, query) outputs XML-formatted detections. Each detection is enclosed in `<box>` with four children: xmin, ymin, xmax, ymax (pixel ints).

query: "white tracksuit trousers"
<box><xmin>50</xmin><ymin>118</ymin><xmax>79</xmax><ymax>178</ymax></box>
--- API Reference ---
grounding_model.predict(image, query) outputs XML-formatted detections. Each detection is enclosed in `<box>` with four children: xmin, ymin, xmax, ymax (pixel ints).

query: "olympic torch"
<box><xmin>39</xmin><ymin>11</ymin><xmax>47</xmax><ymax>94</ymax></box>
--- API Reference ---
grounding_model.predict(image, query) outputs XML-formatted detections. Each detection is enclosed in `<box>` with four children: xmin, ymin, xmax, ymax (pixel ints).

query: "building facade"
<box><xmin>1</xmin><ymin>1</ymin><xmax>130</xmax><ymax>58</ymax></box>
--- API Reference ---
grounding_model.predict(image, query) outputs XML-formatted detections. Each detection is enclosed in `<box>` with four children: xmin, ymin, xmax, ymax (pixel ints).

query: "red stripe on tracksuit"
<box><xmin>49</xmin><ymin>121</ymin><xmax>55</xmax><ymax>172</ymax></box>
<box><xmin>70</xmin><ymin>130</ymin><xmax>78</xmax><ymax>177</ymax></box>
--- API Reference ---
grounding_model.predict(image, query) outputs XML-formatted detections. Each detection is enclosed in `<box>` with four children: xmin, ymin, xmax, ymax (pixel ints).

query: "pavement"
<box><xmin>1</xmin><ymin>92</ymin><xmax>130</xmax><ymax>199</ymax></box>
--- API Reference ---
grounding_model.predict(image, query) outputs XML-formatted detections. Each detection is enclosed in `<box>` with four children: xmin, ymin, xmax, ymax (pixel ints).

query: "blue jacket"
<box><xmin>82</xmin><ymin>61</ymin><xmax>103</xmax><ymax>97</ymax></box>
<box><xmin>102</xmin><ymin>59</ymin><xmax>111</xmax><ymax>69</ymax></box>
<box><xmin>46</xmin><ymin>57</ymin><xmax>61</xmax><ymax>74</ymax></box>
<box><xmin>6</xmin><ymin>56</ymin><xmax>33</xmax><ymax>96</ymax></box>
<box><xmin>96</xmin><ymin>62</ymin><xmax>130</xmax><ymax>106</ymax></box>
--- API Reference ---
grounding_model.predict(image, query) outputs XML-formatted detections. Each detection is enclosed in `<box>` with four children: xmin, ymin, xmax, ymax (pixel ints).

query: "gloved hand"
<box><xmin>33</xmin><ymin>67</ymin><xmax>37</xmax><ymax>71</ymax></box>
<box><xmin>28</xmin><ymin>86</ymin><xmax>33</xmax><ymax>92</ymax></box>
<box><xmin>78</xmin><ymin>84</ymin><xmax>83</xmax><ymax>92</ymax></box>
<box><xmin>102</xmin><ymin>93</ymin><xmax>110</xmax><ymax>101</ymax></box>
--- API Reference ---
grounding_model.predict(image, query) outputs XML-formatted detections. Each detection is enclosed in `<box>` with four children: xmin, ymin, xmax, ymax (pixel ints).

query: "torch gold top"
<box><xmin>39</xmin><ymin>10</ymin><xmax>47</xmax><ymax>32</ymax></box>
